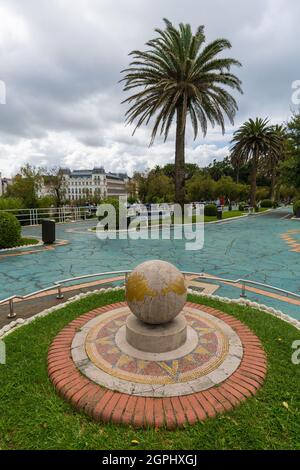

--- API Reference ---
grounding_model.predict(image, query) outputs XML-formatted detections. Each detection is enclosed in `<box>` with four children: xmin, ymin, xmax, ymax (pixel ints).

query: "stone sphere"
<box><xmin>126</xmin><ymin>260</ymin><xmax>187</xmax><ymax>324</ymax></box>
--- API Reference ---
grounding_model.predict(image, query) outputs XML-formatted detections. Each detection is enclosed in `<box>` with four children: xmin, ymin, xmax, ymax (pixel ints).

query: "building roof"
<box><xmin>61</xmin><ymin>167</ymin><xmax>128</xmax><ymax>179</ymax></box>
<box><xmin>106</xmin><ymin>172</ymin><xmax>128</xmax><ymax>181</ymax></box>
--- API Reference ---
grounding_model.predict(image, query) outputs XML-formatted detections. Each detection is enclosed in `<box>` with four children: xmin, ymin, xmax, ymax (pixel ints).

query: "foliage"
<box><xmin>260</xmin><ymin>199</ymin><xmax>273</xmax><ymax>208</ymax></box>
<box><xmin>127</xmin><ymin>195</ymin><xmax>138</xmax><ymax>204</ymax></box>
<box><xmin>145</xmin><ymin>172</ymin><xmax>174</xmax><ymax>203</ymax></box>
<box><xmin>238</xmin><ymin>202</ymin><xmax>248</xmax><ymax>211</ymax></box>
<box><xmin>186</xmin><ymin>175</ymin><xmax>216</xmax><ymax>202</ymax></box>
<box><xmin>162</xmin><ymin>163</ymin><xmax>200</xmax><ymax>181</ymax></box>
<box><xmin>0</xmin><ymin>197</ymin><xmax>24</xmax><ymax>210</ymax></box>
<box><xmin>279</xmin><ymin>185</ymin><xmax>297</xmax><ymax>202</ymax></box>
<box><xmin>204</xmin><ymin>203</ymin><xmax>217</xmax><ymax>216</ymax></box>
<box><xmin>293</xmin><ymin>200</ymin><xmax>300</xmax><ymax>216</ymax></box>
<box><xmin>207</xmin><ymin>157</ymin><xmax>235</xmax><ymax>181</ymax></box>
<box><xmin>37</xmin><ymin>196</ymin><xmax>57</xmax><ymax>208</ymax></box>
<box><xmin>121</xmin><ymin>18</ymin><xmax>242</xmax><ymax>204</ymax></box>
<box><xmin>230</xmin><ymin>118</ymin><xmax>281</xmax><ymax>206</ymax></box>
<box><xmin>0</xmin><ymin>212</ymin><xmax>21</xmax><ymax>248</ymax></box>
<box><xmin>42</xmin><ymin>168</ymin><xmax>67</xmax><ymax>206</ymax></box>
<box><xmin>256</xmin><ymin>187</ymin><xmax>270</xmax><ymax>201</ymax></box>
<box><xmin>186</xmin><ymin>174</ymin><xmax>249</xmax><ymax>203</ymax></box>
<box><xmin>215</xmin><ymin>176</ymin><xmax>247</xmax><ymax>201</ymax></box>
<box><xmin>280</xmin><ymin>113</ymin><xmax>300</xmax><ymax>189</ymax></box>
<box><xmin>6</xmin><ymin>164</ymin><xmax>42</xmax><ymax>208</ymax></box>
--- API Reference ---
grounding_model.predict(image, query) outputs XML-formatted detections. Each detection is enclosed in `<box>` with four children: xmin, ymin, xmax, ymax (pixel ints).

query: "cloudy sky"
<box><xmin>0</xmin><ymin>0</ymin><xmax>299</xmax><ymax>177</ymax></box>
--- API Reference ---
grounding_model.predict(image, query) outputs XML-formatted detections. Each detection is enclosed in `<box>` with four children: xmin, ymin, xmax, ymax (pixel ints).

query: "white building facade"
<box><xmin>61</xmin><ymin>167</ymin><xmax>128</xmax><ymax>201</ymax></box>
<box><xmin>0</xmin><ymin>172</ymin><xmax>12</xmax><ymax>196</ymax></box>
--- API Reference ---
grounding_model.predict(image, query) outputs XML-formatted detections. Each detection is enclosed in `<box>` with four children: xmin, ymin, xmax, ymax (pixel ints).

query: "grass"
<box><xmin>202</xmin><ymin>210</ymin><xmax>245</xmax><ymax>223</ymax></box>
<box><xmin>19</xmin><ymin>237</ymin><xmax>40</xmax><ymax>246</ymax></box>
<box><xmin>0</xmin><ymin>237</ymin><xmax>40</xmax><ymax>250</ymax></box>
<box><xmin>91</xmin><ymin>210</ymin><xmax>247</xmax><ymax>230</ymax></box>
<box><xmin>0</xmin><ymin>290</ymin><xmax>299</xmax><ymax>450</ymax></box>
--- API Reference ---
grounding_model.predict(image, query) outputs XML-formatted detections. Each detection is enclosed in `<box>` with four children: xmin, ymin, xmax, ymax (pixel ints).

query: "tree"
<box><xmin>207</xmin><ymin>157</ymin><xmax>235</xmax><ymax>181</ymax></box>
<box><xmin>230</xmin><ymin>118</ymin><xmax>280</xmax><ymax>206</ymax></box>
<box><xmin>265</xmin><ymin>125</ymin><xmax>287</xmax><ymax>201</ymax></box>
<box><xmin>126</xmin><ymin>177</ymin><xmax>139</xmax><ymax>203</ymax></box>
<box><xmin>162</xmin><ymin>163</ymin><xmax>200</xmax><ymax>181</ymax></box>
<box><xmin>215</xmin><ymin>176</ymin><xmax>240</xmax><ymax>202</ymax></box>
<box><xmin>186</xmin><ymin>175</ymin><xmax>216</xmax><ymax>202</ymax></box>
<box><xmin>280</xmin><ymin>113</ymin><xmax>300</xmax><ymax>189</ymax></box>
<box><xmin>6</xmin><ymin>164</ymin><xmax>41</xmax><ymax>208</ymax></box>
<box><xmin>133</xmin><ymin>172</ymin><xmax>148</xmax><ymax>203</ymax></box>
<box><xmin>145</xmin><ymin>171</ymin><xmax>174</xmax><ymax>203</ymax></box>
<box><xmin>43</xmin><ymin>168</ymin><xmax>67</xmax><ymax>206</ymax></box>
<box><xmin>121</xmin><ymin>19</ymin><xmax>242</xmax><ymax>205</ymax></box>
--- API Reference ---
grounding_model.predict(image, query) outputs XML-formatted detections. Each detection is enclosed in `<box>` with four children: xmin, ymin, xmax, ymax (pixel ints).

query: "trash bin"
<box><xmin>41</xmin><ymin>219</ymin><xmax>56</xmax><ymax>244</ymax></box>
<box><xmin>296</xmin><ymin>208</ymin><xmax>300</xmax><ymax>219</ymax></box>
<box><xmin>217</xmin><ymin>206</ymin><xmax>223</xmax><ymax>220</ymax></box>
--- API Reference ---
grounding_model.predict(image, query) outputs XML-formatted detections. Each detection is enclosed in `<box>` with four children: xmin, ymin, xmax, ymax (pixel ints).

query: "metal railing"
<box><xmin>0</xmin><ymin>270</ymin><xmax>299</xmax><ymax>319</ymax></box>
<box><xmin>0</xmin><ymin>206</ymin><xmax>97</xmax><ymax>225</ymax></box>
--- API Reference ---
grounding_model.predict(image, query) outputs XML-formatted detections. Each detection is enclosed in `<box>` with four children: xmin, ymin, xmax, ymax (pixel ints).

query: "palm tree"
<box><xmin>230</xmin><ymin>118</ymin><xmax>280</xmax><ymax>206</ymax></box>
<box><xmin>121</xmin><ymin>19</ymin><xmax>242</xmax><ymax>205</ymax></box>
<box><xmin>267</xmin><ymin>125</ymin><xmax>287</xmax><ymax>202</ymax></box>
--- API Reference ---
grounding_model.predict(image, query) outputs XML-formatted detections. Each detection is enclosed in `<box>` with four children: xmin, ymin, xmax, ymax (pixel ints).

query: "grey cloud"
<box><xmin>0</xmin><ymin>0</ymin><xmax>299</xmax><ymax>176</ymax></box>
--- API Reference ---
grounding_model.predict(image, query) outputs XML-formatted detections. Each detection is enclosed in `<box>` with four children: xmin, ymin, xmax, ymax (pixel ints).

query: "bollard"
<box><xmin>8</xmin><ymin>298</ymin><xmax>16</xmax><ymax>318</ymax></box>
<box><xmin>240</xmin><ymin>282</ymin><xmax>247</xmax><ymax>298</ymax></box>
<box><xmin>56</xmin><ymin>285</ymin><xmax>64</xmax><ymax>300</ymax></box>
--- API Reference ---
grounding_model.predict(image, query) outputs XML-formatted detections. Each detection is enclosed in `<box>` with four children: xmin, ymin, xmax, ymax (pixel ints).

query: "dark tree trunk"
<box><xmin>250</xmin><ymin>158</ymin><xmax>258</xmax><ymax>207</ymax></box>
<box><xmin>175</xmin><ymin>101</ymin><xmax>186</xmax><ymax>206</ymax></box>
<box><xmin>270</xmin><ymin>168</ymin><xmax>276</xmax><ymax>202</ymax></box>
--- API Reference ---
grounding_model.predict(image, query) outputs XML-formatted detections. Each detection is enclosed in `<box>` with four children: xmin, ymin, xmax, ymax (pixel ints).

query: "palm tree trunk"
<box><xmin>175</xmin><ymin>101</ymin><xmax>186</xmax><ymax>206</ymax></box>
<box><xmin>270</xmin><ymin>168</ymin><xmax>276</xmax><ymax>202</ymax></box>
<box><xmin>250</xmin><ymin>158</ymin><xmax>258</xmax><ymax>207</ymax></box>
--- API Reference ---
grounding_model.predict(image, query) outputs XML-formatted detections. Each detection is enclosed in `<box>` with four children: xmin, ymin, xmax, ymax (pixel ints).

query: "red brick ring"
<box><xmin>47</xmin><ymin>302</ymin><xmax>267</xmax><ymax>428</ymax></box>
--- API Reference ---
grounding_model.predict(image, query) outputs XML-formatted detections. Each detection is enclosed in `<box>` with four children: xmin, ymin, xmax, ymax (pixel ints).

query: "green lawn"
<box><xmin>203</xmin><ymin>210</ymin><xmax>245</xmax><ymax>223</ymax></box>
<box><xmin>91</xmin><ymin>210</ymin><xmax>247</xmax><ymax>229</ymax></box>
<box><xmin>0</xmin><ymin>237</ymin><xmax>40</xmax><ymax>250</ymax></box>
<box><xmin>19</xmin><ymin>237</ymin><xmax>40</xmax><ymax>246</ymax></box>
<box><xmin>0</xmin><ymin>290</ymin><xmax>299</xmax><ymax>450</ymax></box>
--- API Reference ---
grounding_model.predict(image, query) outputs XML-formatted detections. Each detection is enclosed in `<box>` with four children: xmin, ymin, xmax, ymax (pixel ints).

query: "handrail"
<box><xmin>0</xmin><ymin>269</ymin><xmax>299</xmax><ymax>319</ymax></box>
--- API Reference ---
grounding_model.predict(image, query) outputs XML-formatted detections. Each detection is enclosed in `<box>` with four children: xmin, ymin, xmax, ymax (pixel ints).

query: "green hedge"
<box><xmin>260</xmin><ymin>199</ymin><xmax>273</xmax><ymax>208</ymax></box>
<box><xmin>204</xmin><ymin>204</ymin><xmax>217</xmax><ymax>216</ymax></box>
<box><xmin>293</xmin><ymin>200</ymin><xmax>300</xmax><ymax>217</ymax></box>
<box><xmin>0</xmin><ymin>212</ymin><xmax>22</xmax><ymax>248</ymax></box>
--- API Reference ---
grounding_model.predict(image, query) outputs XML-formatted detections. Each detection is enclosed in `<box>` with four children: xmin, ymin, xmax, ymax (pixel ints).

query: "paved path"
<box><xmin>0</xmin><ymin>208</ymin><xmax>299</xmax><ymax>317</ymax></box>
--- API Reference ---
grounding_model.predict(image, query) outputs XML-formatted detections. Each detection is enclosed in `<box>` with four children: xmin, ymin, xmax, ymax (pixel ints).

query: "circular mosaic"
<box><xmin>71</xmin><ymin>305</ymin><xmax>243</xmax><ymax>397</ymax></box>
<box><xmin>48</xmin><ymin>302</ymin><xmax>267</xmax><ymax>428</ymax></box>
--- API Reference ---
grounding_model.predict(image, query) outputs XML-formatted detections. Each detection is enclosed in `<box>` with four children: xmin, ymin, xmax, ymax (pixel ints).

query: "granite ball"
<box><xmin>126</xmin><ymin>260</ymin><xmax>187</xmax><ymax>324</ymax></box>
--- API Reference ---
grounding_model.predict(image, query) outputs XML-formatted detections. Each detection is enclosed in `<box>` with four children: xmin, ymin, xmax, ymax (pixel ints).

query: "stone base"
<box><xmin>125</xmin><ymin>313</ymin><xmax>187</xmax><ymax>353</ymax></box>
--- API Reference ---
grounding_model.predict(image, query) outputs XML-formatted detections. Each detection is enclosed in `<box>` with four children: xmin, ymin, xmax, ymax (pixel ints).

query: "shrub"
<box><xmin>0</xmin><ymin>197</ymin><xmax>24</xmax><ymax>210</ymax></box>
<box><xmin>293</xmin><ymin>200</ymin><xmax>300</xmax><ymax>217</ymax></box>
<box><xmin>0</xmin><ymin>212</ymin><xmax>22</xmax><ymax>248</ymax></box>
<box><xmin>204</xmin><ymin>204</ymin><xmax>217</xmax><ymax>216</ymax></box>
<box><xmin>260</xmin><ymin>199</ymin><xmax>273</xmax><ymax>208</ymax></box>
<box><xmin>37</xmin><ymin>196</ymin><xmax>56</xmax><ymax>208</ymax></box>
<box><xmin>238</xmin><ymin>202</ymin><xmax>248</xmax><ymax>211</ymax></box>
